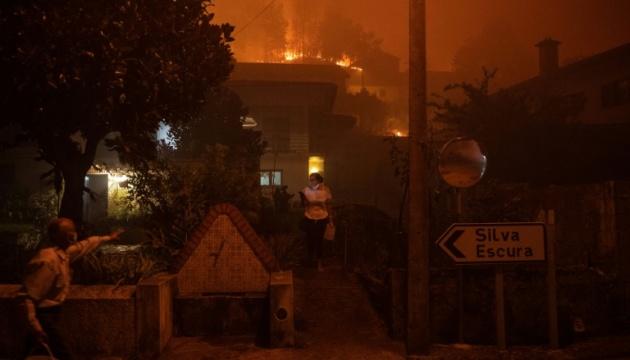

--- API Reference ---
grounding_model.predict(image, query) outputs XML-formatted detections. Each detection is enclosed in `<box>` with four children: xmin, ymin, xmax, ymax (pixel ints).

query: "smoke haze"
<box><xmin>215</xmin><ymin>0</ymin><xmax>630</xmax><ymax>75</ymax></box>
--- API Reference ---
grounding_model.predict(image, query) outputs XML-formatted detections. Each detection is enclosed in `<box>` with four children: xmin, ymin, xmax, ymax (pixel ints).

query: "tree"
<box><xmin>173</xmin><ymin>86</ymin><xmax>261</xmax><ymax>156</ymax></box>
<box><xmin>0</xmin><ymin>0</ymin><xmax>235</xmax><ymax>223</ymax></box>
<box><xmin>316</xmin><ymin>10</ymin><xmax>389</xmax><ymax>70</ymax></box>
<box><xmin>216</xmin><ymin>0</ymin><xmax>287</xmax><ymax>62</ymax></box>
<box><xmin>128</xmin><ymin>86</ymin><xmax>265</xmax><ymax>250</ymax></box>
<box><xmin>259</xmin><ymin>1</ymin><xmax>288</xmax><ymax>61</ymax></box>
<box><xmin>337</xmin><ymin>88</ymin><xmax>390</xmax><ymax>135</ymax></box>
<box><xmin>286</xmin><ymin>0</ymin><xmax>323</xmax><ymax>58</ymax></box>
<box><xmin>430</xmin><ymin>70</ymin><xmax>585</xmax><ymax>182</ymax></box>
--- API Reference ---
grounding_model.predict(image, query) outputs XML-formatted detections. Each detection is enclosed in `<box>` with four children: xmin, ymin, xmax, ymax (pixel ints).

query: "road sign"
<box><xmin>437</xmin><ymin>223</ymin><xmax>546</xmax><ymax>264</ymax></box>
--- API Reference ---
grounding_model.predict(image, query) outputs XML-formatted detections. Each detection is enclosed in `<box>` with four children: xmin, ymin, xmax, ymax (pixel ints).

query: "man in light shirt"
<box><xmin>19</xmin><ymin>218</ymin><xmax>123</xmax><ymax>359</ymax></box>
<box><xmin>300</xmin><ymin>173</ymin><xmax>333</xmax><ymax>271</ymax></box>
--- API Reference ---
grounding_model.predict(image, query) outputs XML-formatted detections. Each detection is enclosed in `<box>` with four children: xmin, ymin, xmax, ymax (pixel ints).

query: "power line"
<box><xmin>234</xmin><ymin>0</ymin><xmax>277</xmax><ymax>36</ymax></box>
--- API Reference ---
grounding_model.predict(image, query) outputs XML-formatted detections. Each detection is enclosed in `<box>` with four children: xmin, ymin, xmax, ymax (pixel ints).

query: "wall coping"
<box><xmin>0</xmin><ymin>284</ymin><xmax>136</xmax><ymax>300</ymax></box>
<box><xmin>170</xmin><ymin>203</ymin><xmax>279</xmax><ymax>273</ymax></box>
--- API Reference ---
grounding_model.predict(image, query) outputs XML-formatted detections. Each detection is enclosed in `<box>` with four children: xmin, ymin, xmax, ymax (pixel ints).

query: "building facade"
<box><xmin>228</xmin><ymin>63</ymin><xmax>354</xmax><ymax>196</ymax></box>
<box><xmin>511</xmin><ymin>39</ymin><xmax>630</xmax><ymax>124</ymax></box>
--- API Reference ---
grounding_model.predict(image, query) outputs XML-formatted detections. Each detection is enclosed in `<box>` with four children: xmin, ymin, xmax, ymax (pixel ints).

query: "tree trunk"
<box><xmin>57</xmin><ymin>135</ymin><xmax>100</xmax><ymax>225</ymax></box>
<box><xmin>59</xmin><ymin>167</ymin><xmax>88</xmax><ymax>224</ymax></box>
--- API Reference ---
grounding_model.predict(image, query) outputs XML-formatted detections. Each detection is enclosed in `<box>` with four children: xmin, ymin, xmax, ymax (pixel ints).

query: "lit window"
<box><xmin>260</xmin><ymin>170</ymin><xmax>282</xmax><ymax>186</ymax></box>
<box><xmin>308</xmin><ymin>156</ymin><xmax>325</xmax><ymax>176</ymax></box>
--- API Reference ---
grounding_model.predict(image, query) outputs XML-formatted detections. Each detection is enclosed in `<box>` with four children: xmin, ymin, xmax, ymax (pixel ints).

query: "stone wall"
<box><xmin>0</xmin><ymin>274</ymin><xmax>177</xmax><ymax>359</ymax></box>
<box><xmin>0</xmin><ymin>284</ymin><xmax>136</xmax><ymax>359</ymax></box>
<box><xmin>136</xmin><ymin>274</ymin><xmax>178</xmax><ymax>359</ymax></box>
<box><xmin>175</xmin><ymin>294</ymin><xmax>267</xmax><ymax>338</ymax></box>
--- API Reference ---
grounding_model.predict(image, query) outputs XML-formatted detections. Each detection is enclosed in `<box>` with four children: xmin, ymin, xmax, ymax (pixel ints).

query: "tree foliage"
<box><xmin>216</xmin><ymin>0</ymin><xmax>288</xmax><ymax>62</ymax></box>
<box><xmin>0</xmin><ymin>0</ymin><xmax>235</xmax><ymax>222</ymax></box>
<box><xmin>127</xmin><ymin>85</ymin><xmax>265</xmax><ymax>250</ymax></box>
<box><xmin>337</xmin><ymin>88</ymin><xmax>390</xmax><ymax>135</ymax></box>
<box><xmin>316</xmin><ymin>11</ymin><xmax>383</xmax><ymax>66</ymax></box>
<box><xmin>128</xmin><ymin>143</ymin><xmax>263</xmax><ymax>250</ymax></box>
<box><xmin>430</xmin><ymin>70</ymin><xmax>586</xmax><ymax>182</ymax></box>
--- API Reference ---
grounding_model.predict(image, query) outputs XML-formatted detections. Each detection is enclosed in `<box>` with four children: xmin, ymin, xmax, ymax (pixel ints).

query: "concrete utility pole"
<box><xmin>407</xmin><ymin>0</ymin><xmax>430</xmax><ymax>356</ymax></box>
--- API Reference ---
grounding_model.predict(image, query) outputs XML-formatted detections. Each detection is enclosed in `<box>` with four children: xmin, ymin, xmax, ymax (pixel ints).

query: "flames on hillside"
<box><xmin>278</xmin><ymin>48</ymin><xmax>364</xmax><ymax>72</ymax></box>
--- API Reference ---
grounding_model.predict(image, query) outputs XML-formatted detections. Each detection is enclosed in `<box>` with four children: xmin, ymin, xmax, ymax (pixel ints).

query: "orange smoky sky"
<box><xmin>214</xmin><ymin>0</ymin><xmax>630</xmax><ymax>72</ymax></box>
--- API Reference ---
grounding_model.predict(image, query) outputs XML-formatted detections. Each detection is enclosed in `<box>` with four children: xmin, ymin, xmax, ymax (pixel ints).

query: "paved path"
<box><xmin>160</xmin><ymin>266</ymin><xmax>405</xmax><ymax>360</ymax></box>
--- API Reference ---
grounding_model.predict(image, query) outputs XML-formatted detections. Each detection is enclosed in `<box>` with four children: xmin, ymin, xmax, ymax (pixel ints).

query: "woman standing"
<box><xmin>300</xmin><ymin>173</ymin><xmax>333</xmax><ymax>271</ymax></box>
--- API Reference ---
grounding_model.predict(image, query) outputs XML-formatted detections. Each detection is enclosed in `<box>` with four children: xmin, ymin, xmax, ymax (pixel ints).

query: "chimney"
<box><xmin>536</xmin><ymin>38</ymin><xmax>561</xmax><ymax>76</ymax></box>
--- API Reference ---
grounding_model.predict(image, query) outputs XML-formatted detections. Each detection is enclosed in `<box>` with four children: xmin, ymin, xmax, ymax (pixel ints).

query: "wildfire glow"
<box><xmin>335</xmin><ymin>54</ymin><xmax>363</xmax><ymax>72</ymax></box>
<box><xmin>335</xmin><ymin>54</ymin><xmax>353</xmax><ymax>68</ymax></box>
<box><xmin>283</xmin><ymin>49</ymin><xmax>303</xmax><ymax>62</ymax></box>
<box><xmin>391</xmin><ymin>129</ymin><xmax>406</xmax><ymax>137</ymax></box>
<box><xmin>280</xmin><ymin>49</ymin><xmax>363</xmax><ymax>71</ymax></box>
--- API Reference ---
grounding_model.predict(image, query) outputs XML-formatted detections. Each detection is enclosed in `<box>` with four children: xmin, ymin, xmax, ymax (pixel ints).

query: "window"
<box><xmin>308</xmin><ymin>156</ymin><xmax>325</xmax><ymax>176</ymax></box>
<box><xmin>260</xmin><ymin>170</ymin><xmax>282</xmax><ymax>186</ymax></box>
<box><xmin>602</xmin><ymin>78</ymin><xmax>630</xmax><ymax>108</ymax></box>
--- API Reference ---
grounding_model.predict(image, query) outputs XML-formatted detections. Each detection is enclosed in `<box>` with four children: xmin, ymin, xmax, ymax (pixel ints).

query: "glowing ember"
<box><xmin>335</xmin><ymin>54</ymin><xmax>353</xmax><ymax>68</ymax></box>
<box><xmin>391</xmin><ymin>130</ymin><xmax>406</xmax><ymax>137</ymax></box>
<box><xmin>283</xmin><ymin>49</ymin><xmax>304</xmax><ymax>62</ymax></box>
<box><xmin>335</xmin><ymin>54</ymin><xmax>363</xmax><ymax>72</ymax></box>
<box><xmin>279</xmin><ymin>49</ymin><xmax>363</xmax><ymax>71</ymax></box>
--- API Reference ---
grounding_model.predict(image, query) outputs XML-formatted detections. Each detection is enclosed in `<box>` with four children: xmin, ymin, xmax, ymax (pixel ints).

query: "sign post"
<box><xmin>495</xmin><ymin>266</ymin><xmax>506</xmax><ymax>349</ymax></box>
<box><xmin>438</xmin><ymin>137</ymin><xmax>487</xmax><ymax>346</ymax></box>
<box><xmin>455</xmin><ymin>190</ymin><xmax>464</xmax><ymax>344</ymax></box>
<box><xmin>545</xmin><ymin>209</ymin><xmax>559</xmax><ymax>349</ymax></box>
<box><xmin>437</xmin><ymin>222</ymin><xmax>547</xmax><ymax>348</ymax></box>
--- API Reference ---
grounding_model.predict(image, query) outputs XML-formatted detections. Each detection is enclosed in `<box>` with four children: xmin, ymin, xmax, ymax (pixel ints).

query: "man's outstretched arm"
<box><xmin>67</xmin><ymin>229</ymin><xmax>124</xmax><ymax>262</ymax></box>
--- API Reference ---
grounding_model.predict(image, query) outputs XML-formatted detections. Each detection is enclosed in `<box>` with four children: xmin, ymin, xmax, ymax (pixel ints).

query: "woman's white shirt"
<box><xmin>303</xmin><ymin>184</ymin><xmax>332</xmax><ymax>220</ymax></box>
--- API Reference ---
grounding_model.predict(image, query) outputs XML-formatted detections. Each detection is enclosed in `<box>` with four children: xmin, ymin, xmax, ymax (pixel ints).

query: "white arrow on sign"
<box><xmin>437</xmin><ymin>223</ymin><xmax>547</xmax><ymax>264</ymax></box>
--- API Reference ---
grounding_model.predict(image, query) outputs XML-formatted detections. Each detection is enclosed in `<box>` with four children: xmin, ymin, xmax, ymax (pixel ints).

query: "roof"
<box><xmin>170</xmin><ymin>203</ymin><xmax>279</xmax><ymax>273</ymax></box>
<box><xmin>230</xmin><ymin>62</ymin><xmax>348</xmax><ymax>85</ymax></box>
<box><xmin>536</xmin><ymin>38</ymin><xmax>561</xmax><ymax>48</ymax></box>
<box><xmin>228</xmin><ymin>80</ymin><xmax>338</xmax><ymax>109</ymax></box>
<box><xmin>508</xmin><ymin>42</ymin><xmax>630</xmax><ymax>92</ymax></box>
<box><xmin>488</xmin><ymin>43</ymin><xmax>630</xmax><ymax>184</ymax></box>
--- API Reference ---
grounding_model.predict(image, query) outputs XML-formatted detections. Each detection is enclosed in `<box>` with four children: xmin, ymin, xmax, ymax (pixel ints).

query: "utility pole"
<box><xmin>407</xmin><ymin>0</ymin><xmax>430</xmax><ymax>356</ymax></box>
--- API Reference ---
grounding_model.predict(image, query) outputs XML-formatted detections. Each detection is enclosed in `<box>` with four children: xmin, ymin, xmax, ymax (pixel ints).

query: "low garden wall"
<box><xmin>0</xmin><ymin>274</ymin><xmax>176</xmax><ymax>359</ymax></box>
<box><xmin>175</xmin><ymin>293</ymin><xmax>267</xmax><ymax>339</ymax></box>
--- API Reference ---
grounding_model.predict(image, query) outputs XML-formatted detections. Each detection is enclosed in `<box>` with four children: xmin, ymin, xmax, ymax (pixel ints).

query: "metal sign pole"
<box><xmin>546</xmin><ymin>209</ymin><xmax>560</xmax><ymax>349</ymax></box>
<box><xmin>457</xmin><ymin>268</ymin><xmax>464</xmax><ymax>343</ymax></box>
<box><xmin>438</xmin><ymin>137</ymin><xmax>486</xmax><ymax>347</ymax></box>
<box><xmin>495</xmin><ymin>265</ymin><xmax>507</xmax><ymax>349</ymax></box>
<box><xmin>456</xmin><ymin>189</ymin><xmax>465</xmax><ymax>344</ymax></box>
